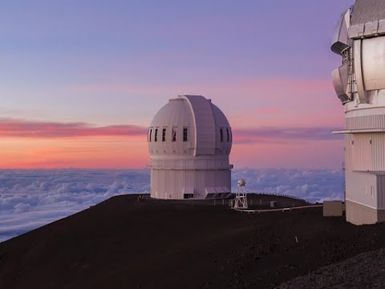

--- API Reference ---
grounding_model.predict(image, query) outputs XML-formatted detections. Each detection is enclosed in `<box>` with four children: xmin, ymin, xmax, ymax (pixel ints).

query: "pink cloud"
<box><xmin>0</xmin><ymin>118</ymin><xmax>343</xmax><ymax>145</ymax></box>
<box><xmin>0</xmin><ymin>119</ymin><xmax>344</xmax><ymax>169</ymax></box>
<box><xmin>0</xmin><ymin>118</ymin><xmax>146</xmax><ymax>138</ymax></box>
<box><xmin>233</xmin><ymin>126</ymin><xmax>343</xmax><ymax>144</ymax></box>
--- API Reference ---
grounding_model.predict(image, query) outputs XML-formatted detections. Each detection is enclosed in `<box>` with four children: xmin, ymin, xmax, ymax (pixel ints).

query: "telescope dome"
<box><xmin>147</xmin><ymin>95</ymin><xmax>233</xmax><ymax>200</ymax></box>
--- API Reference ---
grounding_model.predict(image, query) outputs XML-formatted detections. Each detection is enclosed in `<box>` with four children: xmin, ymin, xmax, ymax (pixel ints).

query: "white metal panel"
<box><xmin>150</xmin><ymin>168</ymin><xmax>232</xmax><ymax>199</ymax></box>
<box><xmin>379</xmin><ymin>19</ymin><xmax>385</xmax><ymax>34</ymax></box>
<box><xmin>346</xmin><ymin>171</ymin><xmax>377</xmax><ymax>209</ymax></box>
<box><xmin>371</xmin><ymin>134</ymin><xmax>385</xmax><ymax>171</ymax></box>
<box><xmin>332</xmin><ymin>64</ymin><xmax>350</xmax><ymax>103</ymax></box>
<box><xmin>346</xmin><ymin>114</ymin><xmax>385</xmax><ymax>130</ymax></box>
<box><xmin>212</xmin><ymin>104</ymin><xmax>232</xmax><ymax>154</ymax></box>
<box><xmin>365</xmin><ymin>21</ymin><xmax>379</xmax><ymax>36</ymax></box>
<box><xmin>351</xmin><ymin>134</ymin><xmax>371</xmax><ymax>170</ymax></box>
<box><xmin>362</xmin><ymin>36</ymin><xmax>385</xmax><ymax>90</ymax></box>
<box><xmin>353</xmin><ymin>40</ymin><xmax>368</xmax><ymax>103</ymax></box>
<box><xmin>346</xmin><ymin>132</ymin><xmax>385</xmax><ymax>172</ymax></box>
<box><xmin>183</xmin><ymin>95</ymin><xmax>216</xmax><ymax>156</ymax></box>
<box><xmin>349</xmin><ymin>24</ymin><xmax>365</xmax><ymax>38</ymax></box>
<box><xmin>350</xmin><ymin>0</ymin><xmax>385</xmax><ymax>26</ymax></box>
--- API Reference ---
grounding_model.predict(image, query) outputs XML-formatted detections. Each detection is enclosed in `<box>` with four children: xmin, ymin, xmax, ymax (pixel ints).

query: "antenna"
<box><xmin>233</xmin><ymin>178</ymin><xmax>248</xmax><ymax>209</ymax></box>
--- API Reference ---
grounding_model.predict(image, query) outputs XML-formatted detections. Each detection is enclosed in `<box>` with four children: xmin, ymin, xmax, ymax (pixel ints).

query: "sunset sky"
<box><xmin>0</xmin><ymin>0</ymin><xmax>353</xmax><ymax>169</ymax></box>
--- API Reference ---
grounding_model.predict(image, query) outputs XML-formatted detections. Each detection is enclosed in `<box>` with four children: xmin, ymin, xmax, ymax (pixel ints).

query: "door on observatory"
<box><xmin>351</xmin><ymin>134</ymin><xmax>372</xmax><ymax>171</ymax></box>
<box><xmin>186</xmin><ymin>169</ymin><xmax>195</xmax><ymax>197</ymax></box>
<box><xmin>377</xmin><ymin>175</ymin><xmax>385</xmax><ymax>209</ymax></box>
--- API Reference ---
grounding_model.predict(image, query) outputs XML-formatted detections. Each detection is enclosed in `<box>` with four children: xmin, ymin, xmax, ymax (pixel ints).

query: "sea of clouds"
<box><xmin>233</xmin><ymin>168</ymin><xmax>344</xmax><ymax>203</ymax></box>
<box><xmin>0</xmin><ymin>169</ymin><xmax>343</xmax><ymax>242</ymax></box>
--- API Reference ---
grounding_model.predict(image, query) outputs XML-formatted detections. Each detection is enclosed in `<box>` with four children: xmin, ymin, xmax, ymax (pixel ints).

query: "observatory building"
<box><xmin>148</xmin><ymin>95</ymin><xmax>233</xmax><ymax>200</ymax></box>
<box><xmin>332</xmin><ymin>0</ymin><xmax>385</xmax><ymax>224</ymax></box>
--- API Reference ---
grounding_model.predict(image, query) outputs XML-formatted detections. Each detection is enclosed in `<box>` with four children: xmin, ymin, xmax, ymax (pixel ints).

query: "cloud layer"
<box><xmin>0</xmin><ymin>170</ymin><xmax>150</xmax><ymax>241</ymax></box>
<box><xmin>232</xmin><ymin>168</ymin><xmax>343</xmax><ymax>204</ymax></box>
<box><xmin>0</xmin><ymin>169</ymin><xmax>343</xmax><ymax>242</ymax></box>
<box><xmin>0</xmin><ymin>118</ymin><xmax>145</xmax><ymax>138</ymax></box>
<box><xmin>0</xmin><ymin>118</ymin><xmax>341</xmax><ymax>143</ymax></box>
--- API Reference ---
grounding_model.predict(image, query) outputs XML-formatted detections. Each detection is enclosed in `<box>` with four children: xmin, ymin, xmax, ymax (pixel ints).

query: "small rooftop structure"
<box><xmin>323</xmin><ymin>201</ymin><xmax>344</xmax><ymax>217</ymax></box>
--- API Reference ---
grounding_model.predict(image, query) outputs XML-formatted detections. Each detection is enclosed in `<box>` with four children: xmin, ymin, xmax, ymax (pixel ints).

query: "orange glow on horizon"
<box><xmin>0</xmin><ymin>136</ymin><xmax>149</xmax><ymax>169</ymax></box>
<box><xmin>0</xmin><ymin>134</ymin><xmax>343</xmax><ymax>169</ymax></box>
<box><xmin>0</xmin><ymin>114</ymin><xmax>344</xmax><ymax>169</ymax></box>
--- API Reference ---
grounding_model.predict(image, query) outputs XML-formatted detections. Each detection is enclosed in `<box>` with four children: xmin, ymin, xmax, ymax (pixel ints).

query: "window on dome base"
<box><xmin>183</xmin><ymin>128</ymin><xmax>188</xmax><ymax>142</ymax></box>
<box><xmin>162</xmin><ymin>128</ymin><xmax>166</xmax><ymax>142</ymax></box>
<box><xmin>148</xmin><ymin>128</ymin><xmax>152</xmax><ymax>142</ymax></box>
<box><xmin>172</xmin><ymin>127</ymin><xmax>177</xmax><ymax>142</ymax></box>
<box><xmin>154</xmin><ymin>128</ymin><xmax>158</xmax><ymax>142</ymax></box>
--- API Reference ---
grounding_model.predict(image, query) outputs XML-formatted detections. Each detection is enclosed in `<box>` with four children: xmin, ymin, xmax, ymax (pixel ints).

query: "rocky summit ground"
<box><xmin>1</xmin><ymin>194</ymin><xmax>385</xmax><ymax>289</ymax></box>
<box><xmin>276</xmin><ymin>248</ymin><xmax>385</xmax><ymax>289</ymax></box>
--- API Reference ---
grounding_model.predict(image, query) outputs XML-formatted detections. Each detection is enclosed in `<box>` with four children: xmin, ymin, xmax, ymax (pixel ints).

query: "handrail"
<box><xmin>233</xmin><ymin>204</ymin><xmax>323</xmax><ymax>214</ymax></box>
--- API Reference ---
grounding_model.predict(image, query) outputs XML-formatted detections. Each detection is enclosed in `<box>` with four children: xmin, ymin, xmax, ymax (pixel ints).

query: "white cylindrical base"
<box><xmin>150</xmin><ymin>168</ymin><xmax>231</xmax><ymax>200</ymax></box>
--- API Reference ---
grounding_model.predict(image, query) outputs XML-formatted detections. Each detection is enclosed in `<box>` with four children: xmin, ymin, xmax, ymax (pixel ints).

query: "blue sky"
<box><xmin>0</xmin><ymin>0</ymin><xmax>352</xmax><ymax>123</ymax></box>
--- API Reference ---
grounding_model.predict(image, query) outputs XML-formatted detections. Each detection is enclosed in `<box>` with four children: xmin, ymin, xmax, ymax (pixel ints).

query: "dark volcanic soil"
<box><xmin>1</xmin><ymin>194</ymin><xmax>385</xmax><ymax>289</ymax></box>
<box><xmin>276</xmin><ymin>247</ymin><xmax>385</xmax><ymax>289</ymax></box>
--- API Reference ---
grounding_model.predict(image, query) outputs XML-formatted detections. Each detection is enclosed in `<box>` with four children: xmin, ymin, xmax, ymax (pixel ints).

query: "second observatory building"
<box><xmin>332</xmin><ymin>0</ymin><xmax>385</xmax><ymax>225</ymax></box>
<box><xmin>148</xmin><ymin>95</ymin><xmax>233</xmax><ymax>200</ymax></box>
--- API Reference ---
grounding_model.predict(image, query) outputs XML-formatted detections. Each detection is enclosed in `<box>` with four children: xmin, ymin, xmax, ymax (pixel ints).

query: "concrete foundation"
<box><xmin>346</xmin><ymin>200</ymin><xmax>385</xmax><ymax>225</ymax></box>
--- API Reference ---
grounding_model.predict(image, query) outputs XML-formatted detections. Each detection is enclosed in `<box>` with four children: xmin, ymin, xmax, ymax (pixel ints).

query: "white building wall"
<box><xmin>150</xmin><ymin>168</ymin><xmax>231</xmax><ymax>200</ymax></box>
<box><xmin>344</xmin><ymin>129</ymin><xmax>385</xmax><ymax>171</ymax></box>
<box><xmin>346</xmin><ymin>171</ymin><xmax>377</xmax><ymax>209</ymax></box>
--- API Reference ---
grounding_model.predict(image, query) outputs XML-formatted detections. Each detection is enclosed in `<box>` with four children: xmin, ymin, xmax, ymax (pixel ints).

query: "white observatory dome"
<box><xmin>148</xmin><ymin>95</ymin><xmax>233</xmax><ymax>200</ymax></box>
